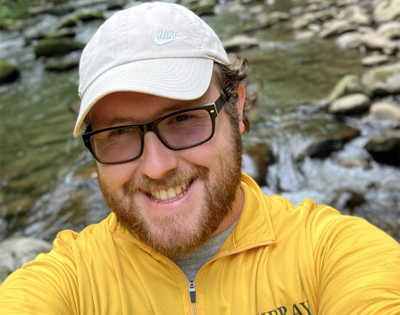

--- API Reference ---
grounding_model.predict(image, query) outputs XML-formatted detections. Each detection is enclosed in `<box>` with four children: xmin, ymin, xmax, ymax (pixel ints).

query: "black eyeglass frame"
<box><xmin>82</xmin><ymin>94</ymin><xmax>227</xmax><ymax>165</ymax></box>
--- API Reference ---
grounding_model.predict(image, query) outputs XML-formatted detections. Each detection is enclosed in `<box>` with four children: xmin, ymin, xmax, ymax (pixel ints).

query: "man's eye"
<box><xmin>175</xmin><ymin>114</ymin><xmax>189</xmax><ymax>122</ymax></box>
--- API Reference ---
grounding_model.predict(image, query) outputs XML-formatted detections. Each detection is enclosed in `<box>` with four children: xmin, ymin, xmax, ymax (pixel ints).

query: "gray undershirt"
<box><xmin>172</xmin><ymin>223</ymin><xmax>236</xmax><ymax>281</ymax></box>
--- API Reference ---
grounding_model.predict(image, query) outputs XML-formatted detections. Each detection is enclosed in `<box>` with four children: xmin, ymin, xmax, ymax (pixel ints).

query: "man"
<box><xmin>1</xmin><ymin>2</ymin><xmax>399</xmax><ymax>314</ymax></box>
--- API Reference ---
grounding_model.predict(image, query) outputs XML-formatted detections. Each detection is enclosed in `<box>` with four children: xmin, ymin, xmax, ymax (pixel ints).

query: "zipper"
<box><xmin>189</xmin><ymin>280</ymin><xmax>196</xmax><ymax>303</ymax></box>
<box><xmin>189</xmin><ymin>280</ymin><xmax>198</xmax><ymax>315</ymax></box>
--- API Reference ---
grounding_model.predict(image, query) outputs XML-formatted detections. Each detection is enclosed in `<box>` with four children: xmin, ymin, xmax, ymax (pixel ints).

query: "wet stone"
<box><xmin>295</xmin><ymin>126</ymin><xmax>360</xmax><ymax>160</ymax></box>
<box><xmin>188</xmin><ymin>1</ymin><xmax>216</xmax><ymax>17</ymax></box>
<box><xmin>365</xmin><ymin>130</ymin><xmax>400</xmax><ymax>166</ymax></box>
<box><xmin>58</xmin><ymin>11</ymin><xmax>105</xmax><ymax>29</ymax></box>
<box><xmin>377</xmin><ymin>21</ymin><xmax>400</xmax><ymax>39</ymax></box>
<box><xmin>368</xmin><ymin>101</ymin><xmax>400</xmax><ymax>125</ymax></box>
<box><xmin>223</xmin><ymin>35</ymin><xmax>259</xmax><ymax>52</ymax></box>
<box><xmin>3</xmin><ymin>197</ymin><xmax>36</xmax><ymax>216</ymax></box>
<box><xmin>0</xmin><ymin>237</ymin><xmax>52</xmax><ymax>283</ymax></box>
<box><xmin>329</xmin><ymin>93</ymin><xmax>371</xmax><ymax>115</ymax></box>
<box><xmin>0</xmin><ymin>60</ymin><xmax>20</xmax><ymax>85</ymax></box>
<box><xmin>34</xmin><ymin>38</ymin><xmax>85</xmax><ymax>58</ymax></box>
<box><xmin>319</xmin><ymin>20</ymin><xmax>357</xmax><ymax>38</ymax></box>
<box><xmin>362</xmin><ymin>54</ymin><xmax>390</xmax><ymax>67</ymax></box>
<box><xmin>243</xmin><ymin>142</ymin><xmax>274</xmax><ymax>186</ymax></box>
<box><xmin>361</xmin><ymin>62</ymin><xmax>400</xmax><ymax>96</ymax></box>
<box><xmin>326</xmin><ymin>74</ymin><xmax>367</xmax><ymax>104</ymax></box>
<box><xmin>336</xmin><ymin>32</ymin><xmax>362</xmax><ymax>49</ymax></box>
<box><xmin>361</xmin><ymin>32</ymin><xmax>397</xmax><ymax>55</ymax></box>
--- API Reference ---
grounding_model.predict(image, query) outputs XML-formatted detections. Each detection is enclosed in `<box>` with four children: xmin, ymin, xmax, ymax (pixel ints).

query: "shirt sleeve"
<box><xmin>0</xmin><ymin>231</ymin><xmax>79</xmax><ymax>314</ymax></box>
<box><xmin>309</xmin><ymin>206</ymin><xmax>400</xmax><ymax>314</ymax></box>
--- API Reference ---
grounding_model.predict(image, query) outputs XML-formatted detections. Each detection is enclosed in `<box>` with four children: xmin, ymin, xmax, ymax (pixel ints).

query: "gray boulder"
<box><xmin>0</xmin><ymin>60</ymin><xmax>20</xmax><ymax>84</ymax></box>
<box><xmin>361</xmin><ymin>32</ymin><xmax>397</xmax><ymax>55</ymax></box>
<box><xmin>319</xmin><ymin>20</ymin><xmax>357</xmax><ymax>38</ymax></box>
<box><xmin>362</xmin><ymin>54</ymin><xmax>390</xmax><ymax>67</ymax></box>
<box><xmin>367</xmin><ymin>101</ymin><xmax>400</xmax><ymax>126</ymax></box>
<box><xmin>0</xmin><ymin>237</ymin><xmax>52</xmax><ymax>283</ymax></box>
<box><xmin>34</xmin><ymin>38</ymin><xmax>85</xmax><ymax>58</ymax></box>
<box><xmin>329</xmin><ymin>93</ymin><xmax>371</xmax><ymax>115</ymax></box>
<box><xmin>336</xmin><ymin>32</ymin><xmax>362</xmax><ymax>49</ymax></box>
<box><xmin>377</xmin><ymin>21</ymin><xmax>400</xmax><ymax>39</ymax></box>
<box><xmin>222</xmin><ymin>35</ymin><xmax>259</xmax><ymax>52</ymax></box>
<box><xmin>365</xmin><ymin>130</ymin><xmax>400</xmax><ymax>166</ymax></box>
<box><xmin>326</xmin><ymin>74</ymin><xmax>367</xmax><ymax>103</ymax></box>
<box><xmin>361</xmin><ymin>62</ymin><xmax>400</xmax><ymax>96</ymax></box>
<box><xmin>374</xmin><ymin>5</ymin><xmax>400</xmax><ymax>24</ymax></box>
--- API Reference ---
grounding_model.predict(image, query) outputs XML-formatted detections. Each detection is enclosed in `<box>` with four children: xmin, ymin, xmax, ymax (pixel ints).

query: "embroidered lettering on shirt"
<box><xmin>154</xmin><ymin>30</ymin><xmax>188</xmax><ymax>46</ymax></box>
<box><xmin>256</xmin><ymin>300</ymin><xmax>312</xmax><ymax>315</ymax></box>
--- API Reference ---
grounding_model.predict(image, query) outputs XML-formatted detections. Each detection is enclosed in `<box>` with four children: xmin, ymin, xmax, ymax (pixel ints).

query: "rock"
<box><xmin>335</xmin><ymin>158</ymin><xmax>371</xmax><ymax>169</ymax></box>
<box><xmin>329</xmin><ymin>93</ymin><xmax>371</xmax><ymax>115</ymax></box>
<box><xmin>243</xmin><ymin>142</ymin><xmax>274</xmax><ymax>186</ymax></box>
<box><xmin>377</xmin><ymin>21</ymin><xmax>400</xmax><ymax>39</ymax></box>
<box><xmin>45</xmin><ymin>28</ymin><xmax>76</xmax><ymax>39</ymax></box>
<box><xmin>222</xmin><ymin>35</ymin><xmax>259</xmax><ymax>52</ymax></box>
<box><xmin>326</xmin><ymin>74</ymin><xmax>367</xmax><ymax>103</ymax></box>
<box><xmin>374</xmin><ymin>5</ymin><xmax>400</xmax><ymax>24</ymax></box>
<box><xmin>365</xmin><ymin>130</ymin><xmax>400</xmax><ymax>166</ymax></box>
<box><xmin>44</xmin><ymin>53</ymin><xmax>80</xmax><ymax>72</ymax></box>
<box><xmin>329</xmin><ymin>190</ymin><xmax>366</xmax><ymax>215</ymax></box>
<box><xmin>34</xmin><ymin>38</ymin><xmax>85</xmax><ymax>58</ymax></box>
<box><xmin>296</xmin><ymin>126</ymin><xmax>360</xmax><ymax>160</ymax></box>
<box><xmin>339</xmin><ymin>6</ymin><xmax>371</xmax><ymax>26</ymax></box>
<box><xmin>362</xmin><ymin>54</ymin><xmax>390</xmax><ymax>67</ymax></box>
<box><xmin>0</xmin><ymin>18</ymin><xmax>24</xmax><ymax>32</ymax></box>
<box><xmin>294</xmin><ymin>30</ymin><xmax>316</xmax><ymax>40</ymax></box>
<box><xmin>362</xmin><ymin>62</ymin><xmax>400</xmax><ymax>96</ymax></box>
<box><xmin>189</xmin><ymin>1</ymin><xmax>215</xmax><ymax>16</ymax></box>
<box><xmin>292</xmin><ymin>10</ymin><xmax>334</xmax><ymax>30</ymax></box>
<box><xmin>0</xmin><ymin>61</ymin><xmax>20</xmax><ymax>84</ymax></box>
<box><xmin>0</xmin><ymin>237</ymin><xmax>52</xmax><ymax>283</ymax></box>
<box><xmin>361</xmin><ymin>32</ymin><xmax>397</xmax><ymax>55</ymax></box>
<box><xmin>3</xmin><ymin>197</ymin><xmax>36</xmax><ymax>216</ymax></box>
<box><xmin>368</xmin><ymin>101</ymin><xmax>400</xmax><ymax>125</ymax></box>
<box><xmin>319</xmin><ymin>20</ymin><xmax>357</xmax><ymax>38</ymax></box>
<box><xmin>245</xmin><ymin>11</ymin><xmax>290</xmax><ymax>32</ymax></box>
<box><xmin>58</xmin><ymin>11</ymin><xmax>105</xmax><ymax>29</ymax></box>
<box><xmin>336</xmin><ymin>32</ymin><xmax>362</xmax><ymax>49</ymax></box>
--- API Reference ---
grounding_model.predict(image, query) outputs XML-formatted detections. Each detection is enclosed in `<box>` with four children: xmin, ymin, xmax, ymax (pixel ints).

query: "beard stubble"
<box><xmin>98</xmin><ymin>121</ymin><xmax>243</xmax><ymax>258</ymax></box>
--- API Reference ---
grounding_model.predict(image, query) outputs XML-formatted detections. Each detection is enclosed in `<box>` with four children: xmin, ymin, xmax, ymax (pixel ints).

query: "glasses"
<box><xmin>82</xmin><ymin>94</ymin><xmax>227</xmax><ymax>164</ymax></box>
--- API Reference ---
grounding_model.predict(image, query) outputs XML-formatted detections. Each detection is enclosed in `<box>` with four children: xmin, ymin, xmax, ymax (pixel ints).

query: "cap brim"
<box><xmin>73</xmin><ymin>57</ymin><xmax>214</xmax><ymax>137</ymax></box>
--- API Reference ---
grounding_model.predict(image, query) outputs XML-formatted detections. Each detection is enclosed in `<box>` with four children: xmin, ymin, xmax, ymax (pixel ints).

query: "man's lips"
<box><xmin>143</xmin><ymin>178</ymin><xmax>194</xmax><ymax>203</ymax></box>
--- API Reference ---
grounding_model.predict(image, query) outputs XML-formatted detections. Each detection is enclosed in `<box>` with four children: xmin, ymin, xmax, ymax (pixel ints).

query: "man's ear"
<box><xmin>236</xmin><ymin>83</ymin><xmax>246</xmax><ymax>134</ymax></box>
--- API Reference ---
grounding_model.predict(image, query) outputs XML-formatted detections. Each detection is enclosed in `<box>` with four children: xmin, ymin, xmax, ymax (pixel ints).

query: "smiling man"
<box><xmin>1</xmin><ymin>2</ymin><xmax>400</xmax><ymax>314</ymax></box>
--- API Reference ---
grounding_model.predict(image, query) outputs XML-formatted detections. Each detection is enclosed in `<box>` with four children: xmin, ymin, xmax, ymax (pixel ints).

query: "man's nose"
<box><xmin>138</xmin><ymin>132</ymin><xmax>178</xmax><ymax>179</ymax></box>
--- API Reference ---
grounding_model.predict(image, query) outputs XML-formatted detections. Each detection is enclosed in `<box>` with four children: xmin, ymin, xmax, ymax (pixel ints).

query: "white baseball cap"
<box><xmin>74</xmin><ymin>1</ymin><xmax>230</xmax><ymax>137</ymax></box>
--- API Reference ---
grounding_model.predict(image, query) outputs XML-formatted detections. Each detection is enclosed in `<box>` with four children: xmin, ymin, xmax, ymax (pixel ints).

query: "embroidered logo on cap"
<box><xmin>155</xmin><ymin>30</ymin><xmax>188</xmax><ymax>46</ymax></box>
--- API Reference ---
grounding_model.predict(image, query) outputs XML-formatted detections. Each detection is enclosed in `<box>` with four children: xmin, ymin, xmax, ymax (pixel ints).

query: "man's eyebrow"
<box><xmin>104</xmin><ymin>101</ymin><xmax>204</xmax><ymax>127</ymax></box>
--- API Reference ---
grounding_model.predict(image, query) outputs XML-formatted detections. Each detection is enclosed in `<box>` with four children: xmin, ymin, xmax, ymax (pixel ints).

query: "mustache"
<box><xmin>123</xmin><ymin>166</ymin><xmax>209</xmax><ymax>196</ymax></box>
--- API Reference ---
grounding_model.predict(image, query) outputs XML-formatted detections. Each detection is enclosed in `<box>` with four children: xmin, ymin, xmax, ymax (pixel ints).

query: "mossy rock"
<box><xmin>0</xmin><ymin>18</ymin><xmax>23</xmax><ymax>31</ymax></box>
<box><xmin>58</xmin><ymin>11</ymin><xmax>104</xmax><ymax>29</ymax></box>
<box><xmin>34</xmin><ymin>38</ymin><xmax>85</xmax><ymax>58</ymax></box>
<box><xmin>44</xmin><ymin>57</ymin><xmax>79</xmax><ymax>72</ymax></box>
<box><xmin>189</xmin><ymin>2</ymin><xmax>215</xmax><ymax>16</ymax></box>
<box><xmin>0</xmin><ymin>60</ymin><xmax>20</xmax><ymax>84</ymax></box>
<box><xmin>45</xmin><ymin>28</ymin><xmax>76</xmax><ymax>39</ymax></box>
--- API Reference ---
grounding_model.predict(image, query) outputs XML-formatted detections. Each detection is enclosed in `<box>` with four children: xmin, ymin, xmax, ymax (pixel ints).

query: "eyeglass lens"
<box><xmin>90</xmin><ymin>108</ymin><xmax>213</xmax><ymax>163</ymax></box>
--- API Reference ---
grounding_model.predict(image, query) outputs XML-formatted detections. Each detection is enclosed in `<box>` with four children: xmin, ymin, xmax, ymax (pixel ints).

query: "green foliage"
<box><xmin>0</xmin><ymin>0</ymin><xmax>64</xmax><ymax>19</ymax></box>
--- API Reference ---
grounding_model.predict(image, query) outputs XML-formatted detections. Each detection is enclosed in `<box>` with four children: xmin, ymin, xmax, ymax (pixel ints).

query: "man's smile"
<box><xmin>144</xmin><ymin>179</ymin><xmax>194</xmax><ymax>202</ymax></box>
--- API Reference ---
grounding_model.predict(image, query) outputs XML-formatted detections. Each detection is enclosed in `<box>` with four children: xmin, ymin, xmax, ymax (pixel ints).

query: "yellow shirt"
<box><xmin>1</xmin><ymin>174</ymin><xmax>399</xmax><ymax>314</ymax></box>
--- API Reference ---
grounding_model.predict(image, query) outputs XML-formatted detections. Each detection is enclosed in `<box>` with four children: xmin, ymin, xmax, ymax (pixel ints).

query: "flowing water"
<box><xmin>1</xmin><ymin>0</ymin><xmax>399</xmax><ymax>242</ymax></box>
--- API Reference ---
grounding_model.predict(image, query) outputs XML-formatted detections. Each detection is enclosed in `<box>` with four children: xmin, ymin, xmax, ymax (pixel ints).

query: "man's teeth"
<box><xmin>149</xmin><ymin>181</ymin><xmax>189</xmax><ymax>201</ymax></box>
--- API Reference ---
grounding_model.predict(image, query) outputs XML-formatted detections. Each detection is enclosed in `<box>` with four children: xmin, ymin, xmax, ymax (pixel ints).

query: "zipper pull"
<box><xmin>189</xmin><ymin>280</ymin><xmax>196</xmax><ymax>303</ymax></box>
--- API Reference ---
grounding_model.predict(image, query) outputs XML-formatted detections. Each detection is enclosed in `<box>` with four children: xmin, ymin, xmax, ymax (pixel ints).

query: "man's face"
<box><xmin>90</xmin><ymin>82</ymin><xmax>244</xmax><ymax>257</ymax></box>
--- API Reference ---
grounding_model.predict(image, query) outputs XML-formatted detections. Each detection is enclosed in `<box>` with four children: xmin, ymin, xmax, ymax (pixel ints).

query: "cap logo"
<box><xmin>155</xmin><ymin>30</ymin><xmax>187</xmax><ymax>46</ymax></box>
